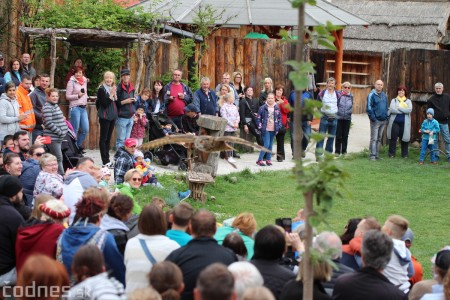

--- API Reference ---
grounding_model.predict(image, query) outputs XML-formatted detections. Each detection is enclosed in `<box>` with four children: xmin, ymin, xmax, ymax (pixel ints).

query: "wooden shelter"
<box><xmin>18</xmin><ymin>27</ymin><xmax>172</xmax><ymax>92</ymax></box>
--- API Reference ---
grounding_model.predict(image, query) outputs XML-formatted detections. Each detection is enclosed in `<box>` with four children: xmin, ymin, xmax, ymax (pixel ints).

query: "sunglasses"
<box><xmin>132</xmin><ymin>177</ymin><xmax>142</xmax><ymax>182</ymax></box>
<box><xmin>343</xmin><ymin>86</ymin><xmax>351</xmax><ymax>89</ymax></box>
<box><xmin>35</xmin><ymin>152</ymin><xmax>46</xmax><ymax>157</ymax></box>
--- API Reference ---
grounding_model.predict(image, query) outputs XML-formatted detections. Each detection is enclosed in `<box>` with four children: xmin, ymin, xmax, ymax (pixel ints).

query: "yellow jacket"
<box><xmin>16</xmin><ymin>85</ymin><xmax>36</xmax><ymax>131</ymax></box>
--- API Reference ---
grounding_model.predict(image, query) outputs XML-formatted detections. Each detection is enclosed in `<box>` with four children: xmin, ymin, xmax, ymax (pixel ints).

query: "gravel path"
<box><xmin>85</xmin><ymin>114</ymin><xmax>370</xmax><ymax>176</ymax></box>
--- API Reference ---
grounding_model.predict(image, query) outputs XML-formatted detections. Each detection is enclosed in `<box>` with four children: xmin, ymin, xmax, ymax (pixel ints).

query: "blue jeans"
<box><xmin>290</xmin><ymin>120</ymin><xmax>311</xmax><ymax>153</ymax></box>
<box><xmin>70</xmin><ymin>106</ymin><xmax>89</xmax><ymax>147</ymax></box>
<box><xmin>419</xmin><ymin>139</ymin><xmax>437</xmax><ymax>162</ymax></box>
<box><xmin>438</xmin><ymin>123</ymin><xmax>450</xmax><ymax>158</ymax></box>
<box><xmin>315</xmin><ymin>116</ymin><xmax>337</xmax><ymax>156</ymax></box>
<box><xmin>369</xmin><ymin>120</ymin><xmax>386</xmax><ymax>159</ymax></box>
<box><xmin>258</xmin><ymin>131</ymin><xmax>275</xmax><ymax>161</ymax></box>
<box><xmin>115</xmin><ymin>117</ymin><xmax>134</xmax><ymax>149</ymax></box>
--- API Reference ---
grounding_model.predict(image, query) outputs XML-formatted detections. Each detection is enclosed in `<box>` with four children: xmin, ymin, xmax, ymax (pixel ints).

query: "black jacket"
<box><xmin>116</xmin><ymin>82</ymin><xmax>135</xmax><ymax>119</ymax></box>
<box><xmin>280</xmin><ymin>279</ymin><xmax>331</xmax><ymax>300</ymax></box>
<box><xmin>96</xmin><ymin>86</ymin><xmax>118</xmax><ymax>121</ymax></box>
<box><xmin>0</xmin><ymin>195</ymin><xmax>24</xmax><ymax>275</ymax></box>
<box><xmin>321</xmin><ymin>260</ymin><xmax>355</xmax><ymax>293</ymax></box>
<box><xmin>251</xmin><ymin>258</ymin><xmax>296</xmax><ymax>300</ymax></box>
<box><xmin>165</xmin><ymin>237</ymin><xmax>237</xmax><ymax>300</ymax></box>
<box><xmin>332</xmin><ymin>267</ymin><xmax>408</xmax><ymax>300</ymax></box>
<box><xmin>427</xmin><ymin>93</ymin><xmax>450</xmax><ymax>123</ymax></box>
<box><xmin>239</xmin><ymin>97</ymin><xmax>259</xmax><ymax>126</ymax></box>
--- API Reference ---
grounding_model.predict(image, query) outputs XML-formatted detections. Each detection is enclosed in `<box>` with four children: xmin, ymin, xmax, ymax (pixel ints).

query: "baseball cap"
<box><xmin>124</xmin><ymin>138</ymin><xmax>137</xmax><ymax>147</ymax></box>
<box><xmin>184</xmin><ymin>103</ymin><xmax>200</xmax><ymax>113</ymax></box>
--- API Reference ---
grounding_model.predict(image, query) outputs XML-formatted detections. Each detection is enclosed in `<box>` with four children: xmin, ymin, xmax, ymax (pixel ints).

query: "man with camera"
<box><xmin>163</xmin><ymin>69</ymin><xmax>193</xmax><ymax>129</ymax></box>
<box><xmin>115</xmin><ymin>69</ymin><xmax>136</xmax><ymax>149</ymax></box>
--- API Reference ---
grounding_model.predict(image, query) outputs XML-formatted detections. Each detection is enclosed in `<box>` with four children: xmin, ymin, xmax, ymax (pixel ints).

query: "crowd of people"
<box><xmin>0</xmin><ymin>52</ymin><xmax>450</xmax><ymax>300</ymax></box>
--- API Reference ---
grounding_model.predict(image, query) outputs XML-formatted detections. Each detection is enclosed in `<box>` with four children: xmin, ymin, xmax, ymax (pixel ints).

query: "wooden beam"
<box><xmin>135</xmin><ymin>34</ymin><xmax>145</xmax><ymax>93</ymax></box>
<box><xmin>333</xmin><ymin>29</ymin><xmax>344</xmax><ymax>89</ymax></box>
<box><xmin>50</xmin><ymin>30</ymin><xmax>57</xmax><ymax>88</ymax></box>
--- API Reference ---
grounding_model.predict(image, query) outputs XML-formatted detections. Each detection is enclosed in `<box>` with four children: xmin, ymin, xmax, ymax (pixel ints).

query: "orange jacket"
<box><xmin>342</xmin><ymin>236</ymin><xmax>363</xmax><ymax>256</ymax></box>
<box><xmin>16</xmin><ymin>85</ymin><xmax>36</xmax><ymax>131</ymax></box>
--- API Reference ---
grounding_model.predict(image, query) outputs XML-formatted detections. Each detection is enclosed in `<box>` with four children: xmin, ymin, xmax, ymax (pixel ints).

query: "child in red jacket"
<box><xmin>130</xmin><ymin>105</ymin><xmax>147</xmax><ymax>146</ymax></box>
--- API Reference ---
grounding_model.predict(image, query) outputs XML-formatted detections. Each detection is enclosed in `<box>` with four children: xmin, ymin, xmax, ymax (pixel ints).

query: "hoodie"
<box><xmin>57</xmin><ymin>223</ymin><xmax>125</xmax><ymax>285</ymax></box>
<box><xmin>63</xmin><ymin>171</ymin><xmax>98</xmax><ymax>224</ymax></box>
<box><xmin>100</xmin><ymin>214</ymin><xmax>129</xmax><ymax>255</ymax></box>
<box><xmin>15</xmin><ymin>221</ymin><xmax>65</xmax><ymax>271</ymax></box>
<box><xmin>19</xmin><ymin>158</ymin><xmax>41</xmax><ymax>207</ymax></box>
<box><xmin>117</xmin><ymin>183</ymin><xmax>142</xmax><ymax>215</ymax></box>
<box><xmin>383</xmin><ymin>238</ymin><xmax>414</xmax><ymax>290</ymax></box>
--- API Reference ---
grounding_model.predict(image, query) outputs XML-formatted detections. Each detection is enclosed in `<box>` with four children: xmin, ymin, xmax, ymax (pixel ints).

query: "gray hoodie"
<box><xmin>63</xmin><ymin>171</ymin><xmax>98</xmax><ymax>224</ymax></box>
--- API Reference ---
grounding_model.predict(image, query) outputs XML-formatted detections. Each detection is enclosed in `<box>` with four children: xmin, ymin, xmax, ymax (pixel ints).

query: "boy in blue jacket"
<box><xmin>419</xmin><ymin>108</ymin><xmax>440</xmax><ymax>164</ymax></box>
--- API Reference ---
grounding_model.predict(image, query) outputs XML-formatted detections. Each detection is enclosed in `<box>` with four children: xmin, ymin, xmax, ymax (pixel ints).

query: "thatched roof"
<box><xmin>330</xmin><ymin>0</ymin><xmax>450</xmax><ymax>53</ymax></box>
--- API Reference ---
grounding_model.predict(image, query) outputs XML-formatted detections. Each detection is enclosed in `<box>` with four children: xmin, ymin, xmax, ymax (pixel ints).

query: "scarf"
<box><xmin>103</xmin><ymin>83</ymin><xmax>116</xmax><ymax>100</ymax></box>
<box><xmin>397</xmin><ymin>96</ymin><xmax>407</xmax><ymax>108</ymax></box>
<box><xmin>75</xmin><ymin>76</ymin><xmax>85</xmax><ymax>86</ymax></box>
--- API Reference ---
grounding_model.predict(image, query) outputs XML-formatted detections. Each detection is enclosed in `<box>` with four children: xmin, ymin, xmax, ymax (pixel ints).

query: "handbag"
<box><xmin>428</xmin><ymin>137</ymin><xmax>434</xmax><ymax>145</ymax></box>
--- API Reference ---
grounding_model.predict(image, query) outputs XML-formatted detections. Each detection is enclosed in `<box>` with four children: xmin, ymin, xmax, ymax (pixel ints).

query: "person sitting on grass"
<box><xmin>419</xmin><ymin>108</ymin><xmax>440</xmax><ymax>165</ymax></box>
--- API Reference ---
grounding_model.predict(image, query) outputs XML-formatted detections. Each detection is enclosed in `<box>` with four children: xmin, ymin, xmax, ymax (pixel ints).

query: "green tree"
<box><xmin>21</xmin><ymin>0</ymin><xmax>160</xmax><ymax>93</ymax></box>
<box><xmin>286</xmin><ymin>1</ymin><xmax>347</xmax><ymax>299</ymax></box>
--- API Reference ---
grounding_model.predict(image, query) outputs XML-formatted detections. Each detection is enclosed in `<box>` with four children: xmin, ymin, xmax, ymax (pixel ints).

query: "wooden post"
<box><xmin>333</xmin><ymin>29</ymin><xmax>344</xmax><ymax>90</ymax></box>
<box><xmin>125</xmin><ymin>44</ymin><xmax>130</xmax><ymax>70</ymax></box>
<box><xmin>135</xmin><ymin>34</ymin><xmax>145</xmax><ymax>93</ymax></box>
<box><xmin>50</xmin><ymin>30</ymin><xmax>57</xmax><ymax>88</ymax></box>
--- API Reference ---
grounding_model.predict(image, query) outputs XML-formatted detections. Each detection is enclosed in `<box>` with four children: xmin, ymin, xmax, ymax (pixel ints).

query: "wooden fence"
<box><xmin>386</xmin><ymin>48</ymin><xmax>450</xmax><ymax>142</ymax></box>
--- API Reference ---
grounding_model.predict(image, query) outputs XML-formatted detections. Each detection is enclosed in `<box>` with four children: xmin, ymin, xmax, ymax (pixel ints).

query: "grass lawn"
<box><xmin>136</xmin><ymin>146</ymin><xmax>450</xmax><ymax>278</ymax></box>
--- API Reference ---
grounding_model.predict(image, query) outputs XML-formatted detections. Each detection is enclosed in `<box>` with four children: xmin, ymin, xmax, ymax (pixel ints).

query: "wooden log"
<box><xmin>50</xmin><ymin>31</ymin><xmax>57</xmax><ymax>88</ymax></box>
<box><xmin>333</xmin><ymin>29</ymin><xmax>344</xmax><ymax>89</ymax></box>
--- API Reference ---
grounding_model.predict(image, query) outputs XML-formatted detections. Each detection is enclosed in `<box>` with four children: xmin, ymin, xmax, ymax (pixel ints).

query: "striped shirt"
<box><xmin>43</xmin><ymin>102</ymin><xmax>68</xmax><ymax>142</ymax></box>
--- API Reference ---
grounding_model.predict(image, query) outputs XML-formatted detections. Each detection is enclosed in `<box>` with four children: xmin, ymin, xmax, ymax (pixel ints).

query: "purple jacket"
<box><xmin>256</xmin><ymin>104</ymin><xmax>282</xmax><ymax>134</ymax></box>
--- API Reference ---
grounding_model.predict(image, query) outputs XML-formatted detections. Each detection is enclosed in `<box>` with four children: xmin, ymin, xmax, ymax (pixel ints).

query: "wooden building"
<box><xmin>312</xmin><ymin>0</ymin><xmax>450</xmax><ymax>123</ymax></box>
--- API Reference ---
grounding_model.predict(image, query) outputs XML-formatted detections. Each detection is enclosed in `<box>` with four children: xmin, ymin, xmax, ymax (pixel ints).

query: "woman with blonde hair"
<box><xmin>217</xmin><ymin>84</ymin><xmax>232</xmax><ymax>110</ymax></box>
<box><xmin>96</xmin><ymin>71</ymin><xmax>118</xmax><ymax>166</ymax></box>
<box><xmin>232</xmin><ymin>71</ymin><xmax>245</xmax><ymax>101</ymax></box>
<box><xmin>33</xmin><ymin>153</ymin><xmax>64</xmax><ymax>201</ymax></box>
<box><xmin>214</xmin><ymin>212</ymin><xmax>257</xmax><ymax>259</ymax></box>
<box><xmin>259</xmin><ymin>77</ymin><xmax>274</xmax><ymax>106</ymax></box>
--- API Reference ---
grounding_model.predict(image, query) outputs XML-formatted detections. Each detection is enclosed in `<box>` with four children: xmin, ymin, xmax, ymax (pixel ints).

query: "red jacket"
<box><xmin>277</xmin><ymin>96</ymin><xmax>290</xmax><ymax>127</ymax></box>
<box><xmin>15</xmin><ymin>221</ymin><xmax>65</xmax><ymax>271</ymax></box>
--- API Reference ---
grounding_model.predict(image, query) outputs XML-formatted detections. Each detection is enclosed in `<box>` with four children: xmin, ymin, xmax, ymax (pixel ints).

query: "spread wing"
<box><xmin>140</xmin><ymin>134</ymin><xmax>196</xmax><ymax>150</ymax></box>
<box><xmin>214</xmin><ymin>136</ymin><xmax>275</xmax><ymax>154</ymax></box>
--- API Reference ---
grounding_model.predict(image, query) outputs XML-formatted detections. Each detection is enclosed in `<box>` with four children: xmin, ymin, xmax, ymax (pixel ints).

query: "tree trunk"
<box><xmin>135</xmin><ymin>35</ymin><xmax>145</xmax><ymax>93</ymax></box>
<box><xmin>50</xmin><ymin>30</ymin><xmax>57</xmax><ymax>88</ymax></box>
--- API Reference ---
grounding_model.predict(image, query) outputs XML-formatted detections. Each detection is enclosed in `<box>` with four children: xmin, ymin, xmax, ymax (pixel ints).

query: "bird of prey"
<box><xmin>140</xmin><ymin>134</ymin><xmax>275</xmax><ymax>163</ymax></box>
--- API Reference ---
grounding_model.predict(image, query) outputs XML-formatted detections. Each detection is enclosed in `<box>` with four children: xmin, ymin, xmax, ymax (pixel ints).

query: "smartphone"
<box><xmin>81</xmin><ymin>88</ymin><xmax>85</xmax><ymax>93</ymax></box>
<box><xmin>42</xmin><ymin>136</ymin><xmax>52</xmax><ymax>145</ymax></box>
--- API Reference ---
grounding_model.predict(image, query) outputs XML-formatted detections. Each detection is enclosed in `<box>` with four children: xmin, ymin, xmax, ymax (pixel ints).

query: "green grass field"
<box><xmin>136</xmin><ymin>146</ymin><xmax>450</xmax><ymax>278</ymax></box>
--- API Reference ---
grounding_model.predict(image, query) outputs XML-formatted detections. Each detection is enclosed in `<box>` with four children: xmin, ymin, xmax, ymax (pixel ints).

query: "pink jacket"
<box><xmin>65</xmin><ymin>76</ymin><xmax>88</xmax><ymax>108</ymax></box>
<box><xmin>130</xmin><ymin>113</ymin><xmax>148</xmax><ymax>139</ymax></box>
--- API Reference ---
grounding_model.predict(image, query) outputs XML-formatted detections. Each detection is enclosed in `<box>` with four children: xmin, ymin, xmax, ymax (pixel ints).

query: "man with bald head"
<box><xmin>367</xmin><ymin>80</ymin><xmax>389</xmax><ymax>161</ymax></box>
<box><xmin>166</xmin><ymin>209</ymin><xmax>237</xmax><ymax>300</ymax></box>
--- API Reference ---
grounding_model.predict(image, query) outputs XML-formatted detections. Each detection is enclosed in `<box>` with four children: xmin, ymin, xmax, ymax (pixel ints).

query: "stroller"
<box><xmin>147</xmin><ymin>113</ymin><xmax>188</xmax><ymax>171</ymax></box>
<box><xmin>61</xmin><ymin>120</ymin><xmax>84</xmax><ymax>170</ymax></box>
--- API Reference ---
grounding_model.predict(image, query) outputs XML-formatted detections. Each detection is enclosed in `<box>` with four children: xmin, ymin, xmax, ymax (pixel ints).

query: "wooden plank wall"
<box><xmin>386</xmin><ymin>48</ymin><xmax>450</xmax><ymax>142</ymax></box>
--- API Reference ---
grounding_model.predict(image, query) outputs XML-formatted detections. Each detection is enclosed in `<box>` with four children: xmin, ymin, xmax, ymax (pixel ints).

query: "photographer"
<box><xmin>239</xmin><ymin>87</ymin><xmax>263</xmax><ymax>146</ymax></box>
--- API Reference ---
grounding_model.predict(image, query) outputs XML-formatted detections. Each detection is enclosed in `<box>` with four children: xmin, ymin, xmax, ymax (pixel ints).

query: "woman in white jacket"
<box><xmin>0</xmin><ymin>82</ymin><xmax>27</xmax><ymax>143</ymax></box>
<box><xmin>124</xmin><ymin>204</ymin><xmax>179</xmax><ymax>294</ymax></box>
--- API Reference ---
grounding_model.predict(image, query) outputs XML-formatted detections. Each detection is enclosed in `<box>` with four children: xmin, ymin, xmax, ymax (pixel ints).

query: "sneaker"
<box><xmin>227</xmin><ymin>157</ymin><xmax>237</xmax><ymax>163</ymax></box>
<box><xmin>256</xmin><ymin>160</ymin><xmax>266</xmax><ymax>166</ymax></box>
<box><xmin>266</xmin><ymin>160</ymin><xmax>273</xmax><ymax>166</ymax></box>
<box><xmin>233</xmin><ymin>152</ymin><xmax>241</xmax><ymax>159</ymax></box>
<box><xmin>178</xmin><ymin>190</ymin><xmax>191</xmax><ymax>201</ymax></box>
<box><xmin>104</xmin><ymin>162</ymin><xmax>114</xmax><ymax>169</ymax></box>
<box><xmin>418</xmin><ymin>161</ymin><xmax>424</xmax><ymax>165</ymax></box>
<box><xmin>430</xmin><ymin>161</ymin><xmax>438</xmax><ymax>165</ymax></box>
